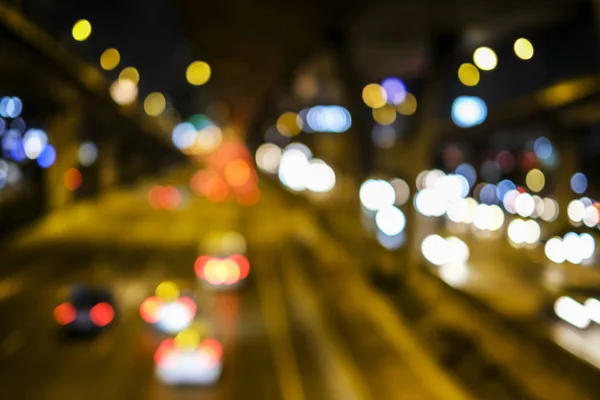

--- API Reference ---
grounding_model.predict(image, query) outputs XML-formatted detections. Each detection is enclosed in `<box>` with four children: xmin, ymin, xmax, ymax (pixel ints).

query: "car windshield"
<box><xmin>71</xmin><ymin>289</ymin><xmax>111</xmax><ymax>307</ymax></box>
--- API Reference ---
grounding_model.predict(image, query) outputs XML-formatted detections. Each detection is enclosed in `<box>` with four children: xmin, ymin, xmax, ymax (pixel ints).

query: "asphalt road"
<box><xmin>0</xmin><ymin>171</ymin><xmax>463</xmax><ymax>400</ymax></box>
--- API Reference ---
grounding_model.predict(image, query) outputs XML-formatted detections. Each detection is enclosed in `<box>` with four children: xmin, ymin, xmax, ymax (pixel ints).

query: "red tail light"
<box><xmin>198</xmin><ymin>338</ymin><xmax>223</xmax><ymax>367</ymax></box>
<box><xmin>155</xmin><ymin>338</ymin><xmax>175</xmax><ymax>364</ymax></box>
<box><xmin>54</xmin><ymin>302</ymin><xmax>76</xmax><ymax>325</ymax></box>
<box><xmin>194</xmin><ymin>255</ymin><xmax>211</xmax><ymax>279</ymax></box>
<box><xmin>90</xmin><ymin>302</ymin><xmax>114</xmax><ymax>327</ymax></box>
<box><xmin>230</xmin><ymin>255</ymin><xmax>250</xmax><ymax>279</ymax></box>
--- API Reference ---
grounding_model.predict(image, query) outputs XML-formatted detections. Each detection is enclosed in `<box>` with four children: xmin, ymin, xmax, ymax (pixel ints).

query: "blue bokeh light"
<box><xmin>306</xmin><ymin>106</ymin><xmax>351</xmax><ymax>133</ymax></box>
<box><xmin>381</xmin><ymin>78</ymin><xmax>407</xmax><ymax>105</ymax></box>
<box><xmin>496</xmin><ymin>179</ymin><xmax>516</xmax><ymax>203</ymax></box>
<box><xmin>9</xmin><ymin>139</ymin><xmax>26</xmax><ymax>162</ymax></box>
<box><xmin>571</xmin><ymin>172</ymin><xmax>588</xmax><ymax>194</ymax></box>
<box><xmin>37</xmin><ymin>144</ymin><xmax>56</xmax><ymax>168</ymax></box>
<box><xmin>455</xmin><ymin>163</ymin><xmax>477</xmax><ymax>188</ymax></box>
<box><xmin>533</xmin><ymin>137</ymin><xmax>553</xmax><ymax>160</ymax></box>
<box><xmin>479</xmin><ymin>183</ymin><xmax>498</xmax><ymax>204</ymax></box>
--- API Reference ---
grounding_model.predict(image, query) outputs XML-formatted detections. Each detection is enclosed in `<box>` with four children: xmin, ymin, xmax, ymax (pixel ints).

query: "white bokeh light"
<box><xmin>255</xmin><ymin>143</ymin><xmax>282</xmax><ymax>174</ymax></box>
<box><xmin>304</xmin><ymin>160</ymin><xmax>336</xmax><ymax>193</ymax></box>
<box><xmin>279</xmin><ymin>149</ymin><xmax>310</xmax><ymax>191</ymax></box>
<box><xmin>360</xmin><ymin>179</ymin><xmax>395</xmax><ymax>211</ymax></box>
<box><xmin>545</xmin><ymin>237</ymin><xmax>566</xmax><ymax>264</ymax></box>
<box><xmin>23</xmin><ymin>129</ymin><xmax>48</xmax><ymax>160</ymax></box>
<box><xmin>567</xmin><ymin>199</ymin><xmax>585</xmax><ymax>223</ymax></box>
<box><xmin>375</xmin><ymin>206</ymin><xmax>406</xmax><ymax>236</ymax></box>
<box><xmin>515</xmin><ymin>193</ymin><xmax>535</xmax><ymax>217</ymax></box>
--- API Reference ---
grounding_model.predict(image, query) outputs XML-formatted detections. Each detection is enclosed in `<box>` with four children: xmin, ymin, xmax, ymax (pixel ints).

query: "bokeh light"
<box><xmin>144</xmin><ymin>92</ymin><xmax>167</xmax><ymax>117</ymax></box>
<box><xmin>570</xmin><ymin>173</ymin><xmax>588</xmax><ymax>194</ymax></box>
<box><xmin>496</xmin><ymin>180</ymin><xmax>516</xmax><ymax>203</ymax></box>
<box><xmin>396</xmin><ymin>93</ymin><xmax>417</xmax><ymax>116</ymax></box>
<box><xmin>390</xmin><ymin>178</ymin><xmax>410</xmax><ymax>206</ymax></box>
<box><xmin>100</xmin><ymin>48</ymin><xmax>120</xmax><ymax>71</ymax></box>
<box><xmin>175</xmin><ymin>328</ymin><xmax>202</xmax><ymax>350</ymax></box>
<box><xmin>375</xmin><ymin>206</ymin><xmax>406</xmax><ymax>236</ymax></box>
<box><xmin>568</xmin><ymin>199</ymin><xmax>585</xmax><ymax>223</ymax></box>
<box><xmin>473</xmin><ymin>47</ymin><xmax>498</xmax><ymax>71</ymax></box>
<box><xmin>23</xmin><ymin>129</ymin><xmax>48</xmax><ymax>160</ymax></box>
<box><xmin>525</xmin><ymin>168</ymin><xmax>545</xmax><ymax>192</ymax></box>
<box><xmin>458</xmin><ymin>63</ymin><xmax>480</xmax><ymax>87</ymax></box>
<box><xmin>508</xmin><ymin>219</ymin><xmax>541</xmax><ymax>245</ymax></box>
<box><xmin>455</xmin><ymin>163</ymin><xmax>476</xmax><ymax>188</ymax></box>
<box><xmin>119</xmin><ymin>67</ymin><xmax>140</xmax><ymax>85</ymax></box>
<box><xmin>359</xmin><ymin>179</ymin><xmax>395</xmax><ymax>211</ymax></box>
<box><xmin>514</xmin><ymin>38</ymin><xmax>534</xmax><ymax>60</ymax></box>
<box><xmin>533</xmin><ymin>137</ymin><xmax>553</xmax><ymax>160</ymax></box>
<box><xmin>276</xmin><ymin>112</ymin><xmax>302</xmax><ymax>137</ymax></box>
<box><xmin>78</xmin><ymin>141</ymin><xmax>98</xmax><ymax>166</ymax></box>
<box><xmin>172</xmin><ymin>122</ymin><xmax>197</xmax><ymax>150</ymax></box>
<box><xmin>554</xmin><ymin>296</ymin><xmax>590</xmax><ymax>329</ymax></box>
<box><xmin>583</xmin><ymin>205</ymin><xmax>599</xmax><ymax>227</ymax></box>
<box><xmin>72</xmin><ymin>19</ymin><xmax>92</xmax><ymax>41</ymax></box>
<box><xmin>451</xmin><ymin>96</ymin><xmax>487</xmax><ymax>128</ymax></box>
<box><xmin>541</xmin><ymin>197</ymin><xmax>559</xmax><ymax>222</ymax></box>
<box><xmin>421</xmin><ymin>235</ymin><xmax>470</xmax><ymax>266</ymax></box>
<box><xmin>278</xmin><ymin>149</ymin><xmax>310</xmax><ymax>192</ymax></box>
<box><xmin>186</xmin><ymin>61</ymin><xmax>211</xmax><ymax>86</ymax></box>
<box><xmin>362</xmin><ymin>84</ymin><xmax>387</xmax><ymax>108</ymax></box>
<box><xmin>255</xmin><ymin>143</ymin><xmax>282</xmax><ymax>174</ymax></box>
<box><xmin>515</xmin><ymin>192</ymin><xmax>535</xmax><ymax>217</ymax></box>
<box><xmin>110</xmin><ymin>79</ymin><xmax>138</xmax><ymax>105</ymax></box>
<box><xmin>372</xmin><ymin>105</ymin><xmax>396</xmax><ymax>125</ymax></box>
<box><xmin>156</xmin><ymin>281</ymin><xmax>180</xmax><ymax>302</ymax></box>
<box><xmin>64</xmin><ymin>168</ymin><xmax>82</xmax><ymax>191</ymax></box>
<box><xmin>381</xmin><ymin>78</ymin><xmax>407</xmax><ymax>105</ymax></box>
<box><xmin>37</xmin><ymin>144</ymin><xmax>56</xmax><ymax>168</ymax></box>
<box><xmin>305</xmin><ymin>106</ymin><xmax>351</xmax><ymax>133</ymax></box>
<box><xmin>304</xmin><ymin>159</ymin><xmax>336</xmax><ymax>193</ymax></box>
<box><xmin>225</xmin><ymin>160</ymin><xmax>251</xmax><ymax>187</ymax></box>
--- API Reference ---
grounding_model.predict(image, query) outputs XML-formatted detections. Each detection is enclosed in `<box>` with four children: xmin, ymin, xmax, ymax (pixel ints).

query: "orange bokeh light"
<box><xmin>64</xmin><ymin>168</ymin><xmax>82</xmax><ymax>191</ymax></box>
<box><xmin>225</xmin><ymin>159</ymin><xmax>251</xmax><ymax>186</ymax></box>
<box><xmin>190</xmin><ymin>170</ymin><xmax>214</xmax><ymax>196</ymax></box>
<box><xmin>205</xmin><ymin>176</ymin><xmax>230</xmax><ymax>203</ymax></box>
<box><xmin>140</xmin><ymin>296</ymin><xmax>163</xmax><ymax>323</ymax></box>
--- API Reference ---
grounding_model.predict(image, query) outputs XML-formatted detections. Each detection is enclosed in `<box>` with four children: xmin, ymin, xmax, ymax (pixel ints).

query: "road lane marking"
<box><xmin>310</xmin><ymin>230</ymin><xmax>474</xmax><ymax>400</ymax></box>
<box><xmin>253</xmin><ymin>252</ymin><xmax>306</xmax><ymax>400</ymax></box>
<box><xmin>282</xmin><ymin>250</ymin><xmax>372</xmax><ymax>400</ymax></box>
<box><xmin>0</xmin><ymin>277</ymin><xmax>23</xmax><ymax>301</ymax></box>
<box><xmin>1</xmin><ymin>330</ymin><xmax>24</xmax><ymax>355</ymax></box>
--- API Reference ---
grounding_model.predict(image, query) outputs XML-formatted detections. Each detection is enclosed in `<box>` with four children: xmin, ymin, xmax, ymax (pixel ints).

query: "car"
<box><xmin>540</xmin><ymin>286</ymin><xmax>600</xmax><ymax>329</ymax></box>
<box><xmin>140</xmin><ymin>294</ymin><xmax>198</xmax><ymax>334</ymax></box>
<box><xmin>53</xmin><ymin>286</ymin><xmax>116</xmax><ymax>335</ymax></box>
<box><xmin>155</xmin><ymin>333</ymin><xmax>223</xmax><ymax>385</ymax></box>
<box><xmin>194</xmin><ymin>254</ymin><xmax>250</xmax><ymax>290</ymax></box>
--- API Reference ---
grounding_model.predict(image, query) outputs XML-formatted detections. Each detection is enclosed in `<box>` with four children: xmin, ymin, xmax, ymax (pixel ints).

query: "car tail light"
<box><xmin>230</xmin><ymin>255</ymin><xmax>250</xmax><ymax>279</ymax></box>
<box><xmin>194</xmin><ymin>255</ymin><xmax>211</xmax><ymax>279</ymax></box>
<box><xmin>90</xmin><ymin>302</ymin><xmax>114</xmax><ymax>327</ymax></box>
<box><xmin>54</xmin><ymin>302</ymin><xmax>76</xmax><ymax>325</ymax></box>
<box><xmin>140</xmin><ymin>296</ymin><xmax>163</xmax><ymax>323</ymax></box>
<box><xmin>198</xmin><ymin>338</ymin><xmax>223</xmax><ymax>367</ymax></box>
<box><xmin>154</xmin><ymin>338</ymin><xmax>174</xmax><ymax>364</ymax></box>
